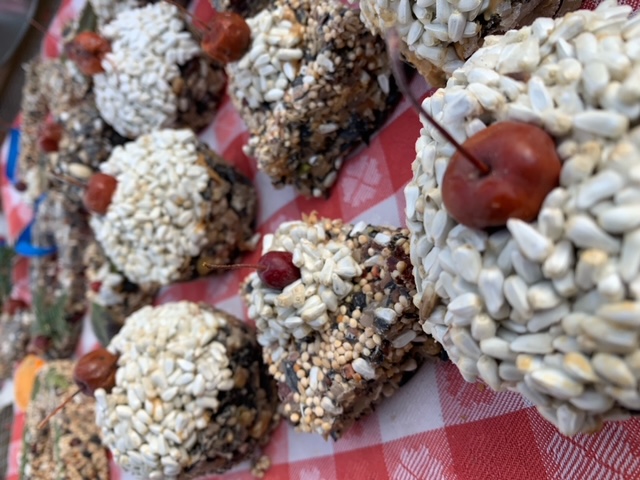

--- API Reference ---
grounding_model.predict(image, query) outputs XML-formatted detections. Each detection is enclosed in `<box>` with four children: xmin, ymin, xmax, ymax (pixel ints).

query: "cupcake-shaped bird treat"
<box><xmin>227</xmin><ymin>0</ymin><xmax>401</xmax><ymax>197</ymax></box>
<box><xmin>244</xmin><ymin>215</ymin><xmax>442</xmax><ymax>438</ymax></box>
<box><xmin>92</xmin><ymin>2</ymin><xmax>226</xmax><ymax>138</ymax></box>
<box><xmin>406</xmin><ymin>1</ymin><xmax>640</xmax><ymax>435</ymax></box>
<box><xmin>359</xmin><ymin>0</ymin><xmax>581</xmax><ymax>86</ymax></box>
<box><xmin>89</xmin><ymin>128</ymin><xmax>257</xmax><ymax>288</ymax></box>
<box><xmin>94</xmin><ymin>302</ymin><xmax>278</xmax><ymax>479</ymax></box>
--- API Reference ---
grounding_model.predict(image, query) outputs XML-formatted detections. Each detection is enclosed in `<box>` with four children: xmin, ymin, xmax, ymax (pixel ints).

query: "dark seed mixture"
<box><xmin>227</xmin><ymin>0</ymin><xmax>401</xmax><ymax>197</ymax></box>
<box><xmin>244</xmin><ymin>216</ymin><xmax>442</xmax><ymax>438</ymax></box>
<box><xmin>20</xmin><ymin>360</ymin><xmax>110</xmax><ymax>480</ymax></box>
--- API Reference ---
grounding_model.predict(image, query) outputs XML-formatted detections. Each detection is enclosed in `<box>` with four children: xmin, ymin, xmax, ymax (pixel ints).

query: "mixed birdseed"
<box><xmin>84</xmin><ymin>241</ymin><xmax>158</xmax><ymax>345</ymax></box>
<box><xmin>358</xmin><ymin>0</ymin><xmax>581</xmax><ymax>85</ymax></box>
<box><xmin>20</xmin><ymin>361</ymin><xmax>109</xmax><ymax>480</ymax></box>
<box><xmin>48</xmin><ymin>95</ymin><xmax>128</xmax><ymax>205</ymax></box>
<box><xmin>94</xmin><ymin>2</ymin><xmax>226</xmax><ymax>138</ymax></box>
<box><xmin>227</xmin><ymin>0</ymin><xmax>400</xmax><ymax>197</ymax></box>
<box><xmin>407</xmin><ymin>1</ymin><xmax>640</xmax><ymax>435</ymax></box>
<box><xmin>90</xmin><ymin>128</ymin><xmax>257</xmax><ymax>287</ymax></box>
<box><xmin>96</xmin><ymin>302</ymin><xmax>278</xmax><ymax>479</ymax></box>
<box><xmin>0</xmin><ymin>309</ymin><xmax>34</xmax><ymax>381</ymax></box>
<box><xmin>244</xmin><ymin>216</ymin><xmax>442</xmax><ymax>438</ymax></box>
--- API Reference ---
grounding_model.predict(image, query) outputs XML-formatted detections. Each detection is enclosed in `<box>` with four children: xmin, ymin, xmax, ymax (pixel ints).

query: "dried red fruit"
<box><xmin>72</xmin><ymin>347</ymin><xmax>119</xmax><ymax>397</ymax></box>
<box><xmin>65</xmin><ymin>31</ymin><xmax>111</xmax><ymax>76</ymax></box>
<box><xmin>385</xmin><ymin>29</ymin><xmax>560</xmax><ymax>231</ymax></box>
<box><xmin>39</xmin><ymin>122</ymin><xmax>63</xmax><ymax>153</ymax></box>
<box><xmin>258</xmin><ymin>251</ymin><xmax>300</xmax><ymax>290</ymax></box>
<box><xmin>201</xmin><ymin>12</ymin><xmax>251</xmax><ymax>63</ymax></box>
<box><xmin>441</xmin><ymin>122</ymin><xmax>561</xmax><ymax>229</ymax></box>
<box><xmin>83</xmin><ymin>173</ymin><xmax>118</xmax><ymax>215</ymax></box>
<box><xmin>3</xmin><ymin>298</ymin><xmax>28</xmax><ymax>315</ymax></box>
<box><xmin>27</xmin><ymin>335</ymin><xmax>52</xmax><ymax>356</ymax></box>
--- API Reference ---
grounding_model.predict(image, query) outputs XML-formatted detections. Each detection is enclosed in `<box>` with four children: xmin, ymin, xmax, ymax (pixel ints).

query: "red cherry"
<box><xmin>441</xmin><ymin>122</ymin><xmax>561</xmax><ymax>229</ymax></box>
<box><xmin>73</xmin><ymin>347</ymin><xmax>119</xmax><ymax>397</ymax></box>
<box><xmin>83</xmin><ymin>173</ymin><xmax>118</xmax><ymax>215</ymax></box>
<box><xmin>27</xmin><ymin>335</ymin><xmax>51</xmax><ymax>356</ymax></box>
<box><xmin>201</xmin><ymin>12</ymin><xmax>251</xmax><ymax>64</ymax></box>
<box><xmin>65</xmin><ymin>31</ymin><xmax>111</xmax><ymax>76</ymax></box>
<box><xmin>39</xmin><ymin>122</ymin><xmax>63</xmax><ymax>153</ymax></box>
<box><xmin>3</xmin><ymin>298</ymin><xmax>28</xmax><ymax>315</ymax></box>
<box><xmin>257</xmin><ymin>251</ymin><xmax>300</xmax><ymax>290</ymax></box>
<box><xmin>383</xmin><ymin>33</ymin><xmax>560</xmax><ymax>231</ymax></box>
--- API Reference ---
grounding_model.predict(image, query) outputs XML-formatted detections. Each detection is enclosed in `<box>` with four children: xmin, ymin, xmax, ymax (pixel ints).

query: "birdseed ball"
<box><xmin>95</xmin><ymin>302</ymin><xmax>278</xmax><ymax>480</ymax></box>
<box><xmin>406</xmin><ymin>1</ymin><xmax>640</xmax><ymax>436</ymax></box>
<box><xmin>244</xmin><ymin>216</ymin><xmax>443</xmax><ymax>439</ymax></box>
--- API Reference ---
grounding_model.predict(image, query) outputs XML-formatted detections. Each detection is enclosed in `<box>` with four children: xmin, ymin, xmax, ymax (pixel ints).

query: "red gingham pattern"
<box><xmin>2</xmin><ymin>1</ymin><xmax>640</xmax><ymax>479</ymax></box>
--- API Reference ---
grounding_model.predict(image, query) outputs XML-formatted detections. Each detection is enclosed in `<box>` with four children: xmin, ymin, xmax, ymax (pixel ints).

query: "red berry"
<box><xmin>39</xmin><ymin>122</ymin><xmax>63</xmax><ymax>153</ymax></box>
<box><xmin>27</xmin><ymin>335</ymin><xmax>51</xmax><ymax>356</ymax></box>
<box><xmin>3</xmin><ymin>298</ymin><xmax>28</xmax><ymax>315</ymax></box>
<box><xmin>258</xmin><ymin>251</ymin><xmax>300</xmax><ymax>290</ymax></box>
<box><xmin>90</xmin><ymin>281</ymin><xmax>102</xmax><ymax>293</ymax></box>
<box><xmin>83</xmin><ymin>173</ymin><xmax>118</xmax><ymax>215</ymax></box>
<box><xmin>441</xmin><ymin>122</ymin><xmax>561</xmax><ymax>230</ymax></box>
<box><xmin>65</xmin><ymin>31</ymin><xmax>111</xmax><ymax>76</ymax></box>
<box><xmin>201</xmin><ymin>12</ymin><xmax>251</xmax><ymax>64</ymax></box>
<box><xmin>73</xmin><ymin>347</ymin><xmax>119</xmax><ymax>397</ymax></box>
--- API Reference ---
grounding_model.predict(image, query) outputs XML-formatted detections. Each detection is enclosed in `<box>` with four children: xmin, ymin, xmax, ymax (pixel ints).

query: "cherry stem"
<box><xmin>48</xmin><ymin>173</ymin><xmax>86</xmax><ymax>189</ymax></box>
<box><xmin>163</xmin><ymin>0</ymin><xmax>208</xmax><ymax>33</ymax></box>
<box><xmin>385</xmin><ymin>28</ymin><xmax>491</xmax><ymax>176</ymax></box>
<box><xmin>202</xmin><ymin>262</ymin><xmax>266</xmax><ymax>272</ymax></box>
<box><xmin>37</xmin><ymin>388</ymin><xmax>81</xmax><ymax>429</ymax></box>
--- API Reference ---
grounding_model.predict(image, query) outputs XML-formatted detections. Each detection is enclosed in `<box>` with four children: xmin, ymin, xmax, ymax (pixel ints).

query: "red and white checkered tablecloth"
<box><xmin>3</xmin><ymin>1</ymin><xmax>640</xmax><ymax>479</ymax></box>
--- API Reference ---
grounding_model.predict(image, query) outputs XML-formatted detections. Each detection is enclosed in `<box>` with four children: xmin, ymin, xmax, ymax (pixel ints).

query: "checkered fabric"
<box><xmin>3</xmin><ymin>1</ymin><xmax>640</xmax><ymax>479</ymax></box>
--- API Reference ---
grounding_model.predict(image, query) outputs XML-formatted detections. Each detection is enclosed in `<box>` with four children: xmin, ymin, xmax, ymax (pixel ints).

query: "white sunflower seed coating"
<box><xmin>406</xmin><ymin>1</ymin><xmax>640</xmax><ymax>435</ymax></box>
<box><xmin>90</xmin><ymin>129</ymin><xmax>209</xmax><ymax>287</ymax></box>
<box><xmin>94</xmin><ymin>2</ymin><xmax>202</xmax><ymax>138</ymax></box>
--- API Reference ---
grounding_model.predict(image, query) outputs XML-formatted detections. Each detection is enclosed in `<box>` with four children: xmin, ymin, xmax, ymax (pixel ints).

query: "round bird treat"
<box><xmin>90</xmin><ymin>128</ymin><xmax>257</xmax><ymax>288</ymax></box>
<box><xmin>244</xmin><ymin>216</ymin><xmax>443</xmax><ymax>439</ymax></box>
<box><xmin>93</xmin><ymin>2</ymin><xmax>226</xmax><ymax>138</ymax></box>
<box><xmin>95</xmin><ymin>302</ymin><xmax>278</xmax><ymax>479</ymax></box>
<box><xmin>358</xmin><ymin>0</ymin><xmax>581</xmax><ymax>86</ymax></box>
<box><xmin>406</xmin><ymin>1</ymin><xmax>640</xmax><ymax>435</ymax></box>
<box><xmin>227</xmin><ymin>0</ymin><xmax>401</xmax><ymax>197</ymax></box>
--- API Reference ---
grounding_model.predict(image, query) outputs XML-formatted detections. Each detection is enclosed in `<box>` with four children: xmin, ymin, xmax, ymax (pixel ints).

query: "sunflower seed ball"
<box><xmin>93</xmin><ymin>2</ymin><xmax>225</xmax><ymax>139</ymax></box>
<box><xmin>227</xmin><ymin>0</ymin><xmax>401</xmax><ymax>198</ymax></box>
<box><xmin>243</xmin><ymin>215</ymin><xmax>443</xmax><ymax>439</ymax></box>
<box><xmin>406</xmin><ymin>1</ymin><xmax>640</xmax><ymax>436</ymax></box>
<box><xmin>90</xmin><ymin>128</ymin><xmax>257</xmax><ymax>289</ymax></box>
<box><xmin>95</xmin><ymin>302</ymin><xmax>278</xmax><ymax>479</ymax></box>
<box><xmin>358</xmin><ymin>0</ymin><xmax>581</xmax><ymax>86</ymax></box>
